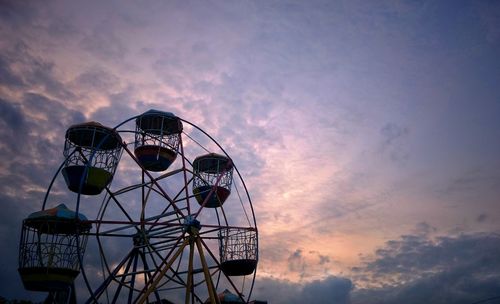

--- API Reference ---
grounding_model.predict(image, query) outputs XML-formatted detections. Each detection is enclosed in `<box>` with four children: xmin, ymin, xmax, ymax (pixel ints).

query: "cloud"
<box><xmin>0</xmin><ymin>59</ymin><xmax>85</xmax><ymax>301</ymax></box>
<box><xmin>0</xmin><ymin>98</ymin><xmax>27</xmax><ymax>137</ymax></box>
<box><xmin>380</xmin><ymin>123</ymin><xmax>409</xmax><ymax>146</ymax></box>
<box><xmin>0</xmin><ymin>39</ymin><xmax>77</xmax><ymax>101</ymax></box>
<box><xmin>476</xmin><ymin>1</ymin><xmax>500</xmax><ymax>44</ymax></box>
<box><xmin>1</xmin><ymin>1</ymin><xmax>500</xmax><ymax>302</ymax></box>
<box><xmin>0</xmin><ymin>0</ymin><xmax>38</xmax><ymax>29</ymax></box>
<box><xmin>287</xmin><ymin>249</ymin><xmax>306</xmax><ymax>275</ymax></box>
<box><xmin>79</xmin><ymin>21</ymin><xmax>128</xmax><ymax>61</ymax></box>
<box><xmin>477</xmin><ymin>213</ymin><xmax>487</xmax><ymax>223</ymax></box>
<box><xmin>74</xmin><ymin>67</ymin><xmax>121</xmax><ymax>93</ymax></box>
<box><xmin>255</xmin><ymin>230</ymin><xmax>500</xmax><ymax>304</ymax></box>
<box><xmin>253</xmin><ymin>276</ymin><xmax>352</xmax><ymax>304</ymax></box>
<box><xmin>411</xmin><ymin>221</ymin><xmax>437</xmax><ymax>237</ymax></box>
<box><xmin>351</xmin><ymin>231</ymin><xmax>500</xmax><ymax>304</ymax></box>
<box><xmin>379</xmin><ymin>123</ymin><xmax>410</xmax><ymax>164</ymax></box>
<box><xmin>438</xmin><ymin>168</ymin><xmax>500</xmax><ymax>197</ymax></box>
<box><xmin>0</xmin><ymin>54</ymin><xmax>25</xmax><ymax>88</ymax></box>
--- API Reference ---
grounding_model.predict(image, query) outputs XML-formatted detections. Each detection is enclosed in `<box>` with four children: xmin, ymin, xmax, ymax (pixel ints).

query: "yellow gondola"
<box><xmin>62</xmin><ymin>122</ymin><xmax>122</xmax><ymax>195</ymax></box>
<box><xmin>18</xmin><ymin>204</ymin><xmax>91</xmax><ymax>291</ymax></box>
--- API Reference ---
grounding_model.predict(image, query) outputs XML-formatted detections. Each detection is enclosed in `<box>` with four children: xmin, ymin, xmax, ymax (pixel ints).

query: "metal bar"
<box><xmin>185</xmin><ymin>240</ymin><xmax>194</xmax><ymax>304</ymax></box>
<box><xmin>199</xmin><ymin>237</ymin><xmax>246</xmax><ymax>303</ymax></box>
<box><xmin>128</xmin><ymin>252</ymin><xmax>140</xmax><ymax>303</ymax></box>
<box><xmin>195</xmin><ymin>237</ymin><xmax>220</xmax><ymax>304</ymax></box>
<box><xmin>121</xmin><ymin>144</ymin><xmax>185</xmax><ymax>218</ymax></box>
<box><xmin>112</xmin><ymin>250</ymin><xmax>136</xmax><ymax>303</ymax></box>
<box><xmin>136</xmin><ymin>238</ymin><xmax>189</xmax><ymax>304</ymax></box>
<box><xmin>139</xmin><ymin>249</ymin><xmax>162</xmax><ymax>302</ymax></box>
<box><xmin>179</xmin><ymin>133</ymin><xmax>192</xmax><ymax>215</ymax></box>
<box><xmin>85</xmin><ymin>248</ymin><xmax>135</xmax><ymax>303</ymax></box>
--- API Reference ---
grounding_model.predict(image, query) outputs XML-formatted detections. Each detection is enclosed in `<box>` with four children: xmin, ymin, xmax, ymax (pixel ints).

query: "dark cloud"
<box><xmin>74</xmin><ymin>67</ymin><xmax>121</xmax><ymax>92</ymax></box>
<box><xmin>0</xmin><ymin>55</ymin><xmax>25</xmax><ymax>87</ymax></box>
<box><xmin>0</xmin><ymin>40</ymin><xmax>76</xmax><ymax>100</ymax></box>
<box><xmin>380</xmin><ymin>123</ymin><xmax>409</xmax><ymax>146</ymax></box>
<box><xmin>80</xmin><ymin>22</ymin><xmax>128</xmax><ymax>61</ymax></box>
<box><xmin>46</xmin><ymin>15</ymin><xmax>81</xmax><ymax>40</ymax></box>
<box><xmin>0</xmin><ymin>0</ymin><xmax>38</xmax><ymax>29</ymax></box>
<box><xmin>476</xmin><ymin>1</ymin><xmax>500</xmax><ymax>44</ymax></box>
<box><xmin>253</xmin><ymin>276</ymin><xmax>352</xmax><ymax>304</ymax></box>
<box><xmin>287</xmin><ymin>249</ymin><xmax>306</xmax><ymax>274</ymax></box>
<box><xmin>23</xmin><ymin>92</ymin><xmax>85</xmax><ymax>130</ymax></box>
<box><xmin>259</xmin><ymin>231</ymin><xmax>500</xmax><ymax>304</ymax></box>
<box><xmin>439</xmin><ymin>169</ymin><xmax>500</xmax><ymax>197</ymax></box>
<box><xmin>0</xmin><ymin>62</ymin><xmax>84</xmax><ymax>301</ymax></box>
<box><xmin>379</xmin><ymin>122</ymin><xmax>410</xmax><ymax>163</ymax></box>
<box><xmin>0</xmin><ymin>92</ymin><xmax>83</xmax><ymax>194</ymax></box>
<box><xmin>412</xmin><ymin>221</ymin><xmax>437</xmax><ymax>237</ymax></box>
<box><xmin>0</xmin><ymin>98</ymin><xmax>27</xmax><ymax>136</ymax></box>
<box><xmin>477</xmin><ymin>213</ymin><xmax>488</xmax><ymax>223</ymax></box>
<box><xmin>318</xmin><ymin>254</ymin><xmax>331</xmax><ymax>266</ymax></box>
<box><xmin>352</xmin><ymin>232</ymin><xmax>500</xmax><ymax>304</ymax></box>
<box><xmin>89</xmin><ymin>91</ymin><xmax>138</xmax><ymax>127</ymax></box>
<box><xmin>300</xmin><ymin>276</ymin><xmax>352</xmax><ymax>304</ymax></box>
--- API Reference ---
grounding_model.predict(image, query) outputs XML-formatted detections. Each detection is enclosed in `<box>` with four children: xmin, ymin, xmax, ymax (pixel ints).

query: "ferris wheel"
<box><xmin>18</xmin><ymin>110</ymin><xmax>259</xmax><ymax>304</ymax></box>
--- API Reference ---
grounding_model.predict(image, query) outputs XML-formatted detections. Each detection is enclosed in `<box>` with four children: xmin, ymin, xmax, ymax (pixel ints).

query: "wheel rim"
<box><xmin>74</xmin><ymin>113</ymin><xmax>259</xmax><ymax>303</ymax></box>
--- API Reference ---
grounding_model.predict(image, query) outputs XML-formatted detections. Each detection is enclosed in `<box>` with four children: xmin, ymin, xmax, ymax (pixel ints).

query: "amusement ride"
<box><xmin>17</xmin><ymin>110</ymin><xmax>260</xmax><ymax>303</ymax></box>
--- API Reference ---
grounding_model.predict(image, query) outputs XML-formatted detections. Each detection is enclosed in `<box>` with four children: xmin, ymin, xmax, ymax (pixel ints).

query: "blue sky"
<box><xmin>1</xmin><ymin>1</ymin><xmax>500</xmax><ymax>303</ymax></box>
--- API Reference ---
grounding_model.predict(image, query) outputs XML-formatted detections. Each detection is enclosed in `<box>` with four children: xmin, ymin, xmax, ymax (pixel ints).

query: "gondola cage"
<box><xmin>192</xmin><ymin>153</ymin><xmax>233</xmax><ymax>208</ymax></box>
<box><xmin>62</xmin><ymin>122</ymin><xmax>122</xmax><ymax>195</ymax></box>
<box><xmin>18</xmin><ymin>204</ymin><xmax>91</xmax><ymax>292</ymax></box>
<box><xmin>134</xmin><ymin>110</ymin><xmax>183</xmax><ymax>172</ymax></box>
<box><xmin>219</xmin><ymin>228</ymin><xmax>258</xmax><ymax>276</ymax></box>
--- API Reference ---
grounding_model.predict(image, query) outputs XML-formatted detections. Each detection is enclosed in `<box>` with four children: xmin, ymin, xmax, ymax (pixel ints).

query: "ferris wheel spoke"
<box><xmin>216</xmin><ymin>202</ymin><xmax>230</xmax><ymax>228</ymax></box>
<box><xmin>198</xmin><ymin>237</ymin><xmax>247</xmax><ymax>303</ymax></box>
<box><xmin>144</xmin><ymin>234</ymin><xmax>188</xmax><ymax>284</ymax></box>
<box><xmin>194</xmin><ymin>237</ymin><xmax>218</xmax><ymax>304</ymax></box>
<box><xmin>121</xmin><ymin>144</ymin><xmax>186</xmax><ymax>218</ymax></box>
<box><xmin>144</xmin><ymin>173</ymin><xmax>194</xmax><ymax>235</ymax></box>
<box><xmin>152</xmin><ymin>167</ymin><xmax>185</xmax><ymax>184</ymax></box>
<box><xmin>127</xmin><ymin>252</ymin><xmax>140</xmax><ymax>303</ymax></box>
<box><xmin>146</xmin><ymin>240</ymin><xmax>189</xmax><ymax>288</ymax></box>
<box><xmin>110</xmin><ymin>250</ymin><xmax>136</xmax><ymax>303</ymax></box>
<box><xmin>138</xmin><ymin>250</ymin><xmax>162</xmax><ymax>302</ymax></box>
<box><xmin>144</xmin><ymin>169</ymin><xmax>188</xmax><ymax>206</ymax></box>
<box><xmin>104</xmin><ymin>189</ymin><xmax>141</xmax><ymax>233</ymax></box>
<box><xmin>233</xmin><ymin>181</ymin><xmax>252</xmax><ymax>227</ymax></box>
<box><xmin>91</xmin><ymin>208</ymin><xmax>186</xmax><ymax>238</ymax></box>
<box><xmin>86</xmin><ymin>248</ymin><xmax>135</xmax><ymax>303</ymax></box>
<box><xmin>136</xmin><ymin>238</ymin><xmax>189</xmax><ymax>303</ymax></box>
<box><xmin>185</xmin><ymin>240</ymin><xmax>195</xmax><ymax>304</ymax></box>
<box><xmin>178</xmin><ymin>134</ymin><xmax>194</xmax><ymax>216</ymax></box>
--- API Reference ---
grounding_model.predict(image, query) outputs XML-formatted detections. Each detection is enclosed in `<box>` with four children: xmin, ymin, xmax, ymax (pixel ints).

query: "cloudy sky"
<box><xmin>1</xmin><ymin>0</ymin><xmax>500</xmax><ymax>303</ymax></box>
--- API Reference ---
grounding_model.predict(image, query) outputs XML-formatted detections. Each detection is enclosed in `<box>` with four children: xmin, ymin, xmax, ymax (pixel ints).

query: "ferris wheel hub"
<box><xmin>132</xmin><ymin>230</ymin><xmax>150</xmax><ymax>247</ymax></box>
<box><xmin>183</xmin><ymin>215</ymin><xmax>201</xmax><ymax>235</ymax></box>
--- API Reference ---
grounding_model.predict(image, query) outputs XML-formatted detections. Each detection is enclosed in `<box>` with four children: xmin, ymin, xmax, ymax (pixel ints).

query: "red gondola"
<box><xmin>134</xmin><ymin>110</ymin><xmax>182</xmax><ymax>171</ymax></box>
<box><xmin>193</xmin><ymin>153</ymin><xmax>233</xmax><ymax>208</ymax></box>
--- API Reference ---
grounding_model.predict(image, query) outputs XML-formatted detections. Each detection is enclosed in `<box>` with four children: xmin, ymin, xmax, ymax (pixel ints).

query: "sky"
<box><xmin>1</xmin><ymin>0</ymin><xmax>500</xmax><ymax>303</ymax></box>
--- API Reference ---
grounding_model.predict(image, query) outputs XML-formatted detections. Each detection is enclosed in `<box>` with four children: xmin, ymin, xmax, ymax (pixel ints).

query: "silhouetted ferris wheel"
<box><xmin>18</xmin><ymin>110</ymin><xmax>259</xmax><ymax>304</ymax></box>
